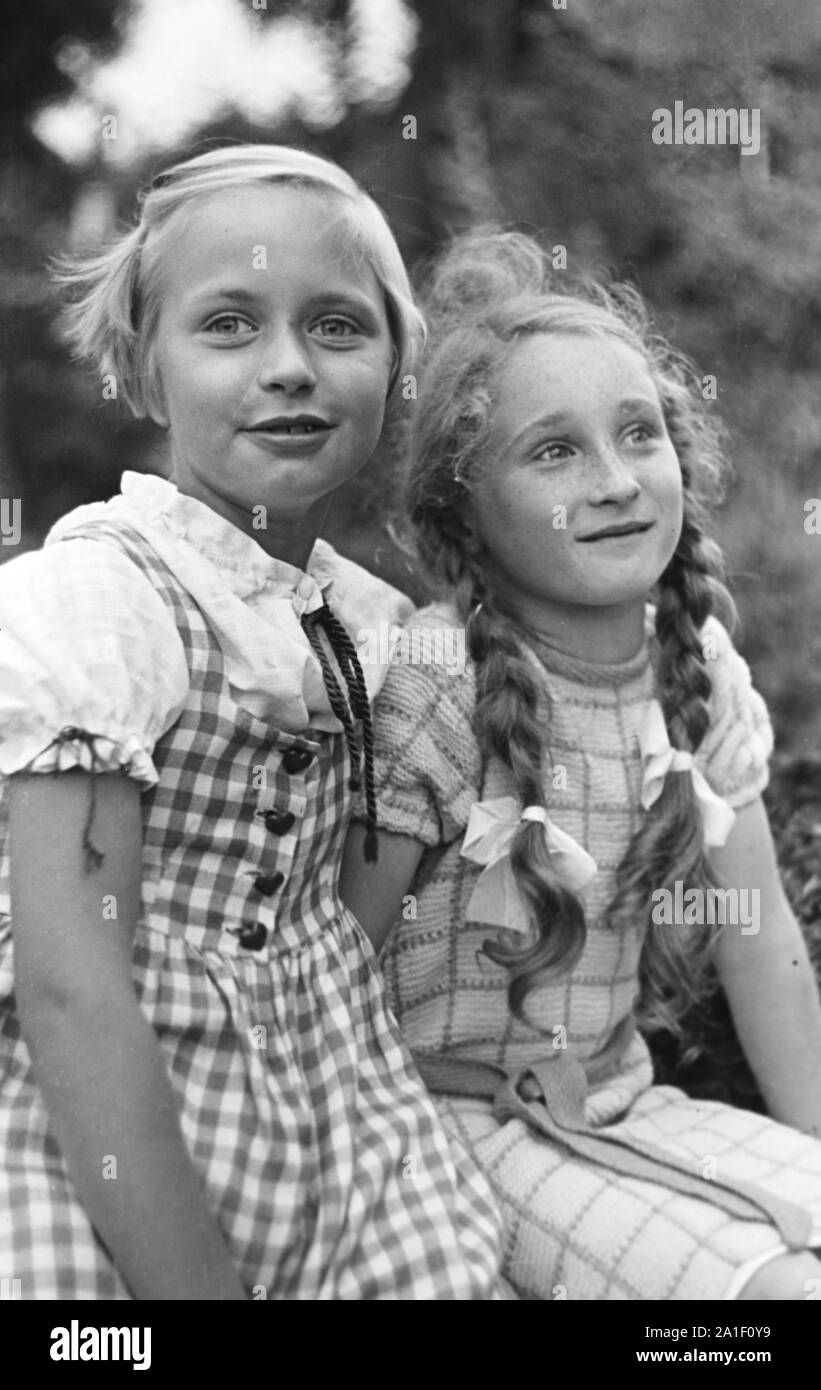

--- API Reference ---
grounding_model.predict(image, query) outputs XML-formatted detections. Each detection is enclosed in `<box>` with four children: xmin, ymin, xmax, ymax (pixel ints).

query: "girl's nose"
<box><xmin>588</xmin><ymin>444</ymin><xmax>641</xmax><ymax>505</ymax></box>
<box><xmin>256</xmin><ymin>327</ymin><xmax>317</xmax><ymax>393</ymax></box>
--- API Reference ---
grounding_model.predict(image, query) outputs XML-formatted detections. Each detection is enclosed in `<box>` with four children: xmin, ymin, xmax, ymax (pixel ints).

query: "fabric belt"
<box><xmin>414</xmin><ymin>1018</ymin><xmax>811</xmax><ymax>1250</ymax></box>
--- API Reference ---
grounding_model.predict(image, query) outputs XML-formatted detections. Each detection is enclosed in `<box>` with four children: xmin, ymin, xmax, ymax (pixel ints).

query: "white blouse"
<box><xmin>0</xmin><ymin>471</ymin><xmax>414</xmax><ymax>787</ymax></box>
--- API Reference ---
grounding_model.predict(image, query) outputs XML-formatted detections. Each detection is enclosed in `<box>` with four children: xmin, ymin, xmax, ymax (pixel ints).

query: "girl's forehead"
<box><xmin>495</xmin><ymin>331</ymin><xmax>658</xmax><ymax>402</ymax></box>
<box><xmin>150</xmin><ymin>184</ymin><xmax>379</xmax><ymax>299</ymax></box>
<box><xmin>181</xmin><ymin>181</ymin><xmax>337</xmax><ymax>232</ymax></box>
<box><xmin>506</xmin><ymin>328</ymin><xmax>649</xmax><ymax>373</ymax></box>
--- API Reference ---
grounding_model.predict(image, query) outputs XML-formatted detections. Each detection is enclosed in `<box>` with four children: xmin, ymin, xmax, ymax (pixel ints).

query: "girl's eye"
<box><xmin>203</xmin><ymin>314</ymin><xmax>255</xmax><ymax>338</ymax></box>
<box><xmin>313</xmin><ymin>315</ymin><xmax>359</xmax><ymax>339</ymax></box>
<box><xmin>533</xmin><ymin>441</ymin><xmax>573</xmax><ymax>464</ymax></box>
<box><xmin>624</xmin><ymin>421</ymin><xmax>660</xmax><ymax>445</ymax></box>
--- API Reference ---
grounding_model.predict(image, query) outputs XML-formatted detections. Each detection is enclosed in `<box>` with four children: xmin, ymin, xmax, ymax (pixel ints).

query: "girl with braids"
<box><xmin>0</xmin><ymin>147</ymin><xmax>503</xmax><ymax>1299</ymax></box>
<box><xmin>342</xmin><ymin>229</ymin><xmax>821</xmax><ymax>1300</ymax></box>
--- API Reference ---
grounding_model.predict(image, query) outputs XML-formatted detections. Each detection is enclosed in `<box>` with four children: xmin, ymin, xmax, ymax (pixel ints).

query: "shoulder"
<box><xmin>696</xmin><ymin>615</ymin><xmax>773</xmax><ymax>806</ymax></box>
<box><xmin>0</xmin><ymin>535</ymin><xmax>157</xmax><ymax>607</ymax></box>
<box><xmin>367</xmin><ymin>603</ymin><xmax>482</xmax><ymax>844</ymax></box>
<box><xmin>700</xmin><ymin>615</ymin><xmax>765</xmax><ymax>725</ymax></box>
<box><xmin>0</xmin><ymin>537</ymin><xmax>188</xmax><ymax>684</ymax></box>
<box><xmin>377</xmin><ymin>601</ymin><xmax>477</xmax><ymax>720</ymax></box>
<box><xmin>401</xmin><ymin>599</ymin><xmax>462</xmax><ymax>630</ymax></box>
<box><xmin>649</xmin><ymin>603</ymin><xmax>760</xmax><ymax>720</ymax></box>
<box><xmin>4</xmin><ymin>534</ymin><xmax>180</xmax><ymax>633</ymax></box>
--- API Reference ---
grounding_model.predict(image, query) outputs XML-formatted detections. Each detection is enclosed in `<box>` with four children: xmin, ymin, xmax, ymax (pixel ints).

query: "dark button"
<box><xmin>281</xmin><ymin>747</ymin><xmax>314</xmax><ymax>774</ymax></box>
<box><xmin>254</xmin><ymin>871</ymin><xmax>285</xmax><ymax>896</ymax></box>
<box><xmin>264</xmin><ymin>809</ymin><xmax>296</xmax><ymax>835</ymax></box>
<box><xmin>238</xmin><ymin>922</ymin><xmax>268</xmax><ymax>951</ymax></box>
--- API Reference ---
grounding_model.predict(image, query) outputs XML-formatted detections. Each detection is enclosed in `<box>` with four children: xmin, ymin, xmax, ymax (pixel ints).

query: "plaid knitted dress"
<box><xmin>0</xmin><ymin>488</ymin><xmax>502</xmax><ymax>1300</ymax></box>
<box><xmin>363</xmin><ymin>601</ymin><xmax>821</xmax><ymax>1301</ymax></box>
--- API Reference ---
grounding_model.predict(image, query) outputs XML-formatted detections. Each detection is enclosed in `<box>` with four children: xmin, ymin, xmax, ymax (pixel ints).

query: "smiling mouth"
<box><xmin>245</xmin><ymin>416</ymin><xmax>332</xmax><ymax>437</ymax></box>
<box><xmin>577</xmin><ymin>521</ymin><xmax>654</xmax><ymax>542</ymax></box>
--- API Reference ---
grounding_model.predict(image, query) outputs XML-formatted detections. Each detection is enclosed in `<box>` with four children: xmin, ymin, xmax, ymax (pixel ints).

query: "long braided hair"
<box><xmin>403</xmin><ymin>232</ymin><xmax>735</xmax><ymax>1042</ymax></box>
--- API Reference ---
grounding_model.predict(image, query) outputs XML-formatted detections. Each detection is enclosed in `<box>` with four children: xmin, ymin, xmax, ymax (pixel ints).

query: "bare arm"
<box><xmin>340</xmin><ymin>823</ymin><xmax>425</xmax><ymax>954</ymax></box>
<box><xmin>10</xmin><ymin>771</ymin><xmax>247</xmax><ymax>1299</ymax></box>
<box><xmin>710</xmin><ymin>796</ymin><xmax>821</xmax><ymax>1139</ymax></box>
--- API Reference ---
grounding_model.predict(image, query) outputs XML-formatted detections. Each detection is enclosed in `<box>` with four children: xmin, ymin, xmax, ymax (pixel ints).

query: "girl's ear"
<box><xmin>460</xmin><ymin>498</ymin><xmax>482</xmax><ymax>555</ymax></box>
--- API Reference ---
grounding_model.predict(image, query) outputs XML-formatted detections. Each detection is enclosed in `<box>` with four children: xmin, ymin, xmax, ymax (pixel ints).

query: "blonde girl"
<box><xmin>0</xmin><ymin>148</ymin><xmax>503</xmax><ymax>1300</ymax></box>
<box><xmin>342</xmin><ymin>231</ymin><xmax>821</xmax><ymax>1300</ymax></box>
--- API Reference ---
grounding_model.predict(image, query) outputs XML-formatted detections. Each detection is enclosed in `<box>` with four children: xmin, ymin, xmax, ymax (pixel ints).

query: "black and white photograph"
<box><xmin>1</xmin><ymin>0</ymin><xmax>821</xmax><ymax>1345</ymax></box>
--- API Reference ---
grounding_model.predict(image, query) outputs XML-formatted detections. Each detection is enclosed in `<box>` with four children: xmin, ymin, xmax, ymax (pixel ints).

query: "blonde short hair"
<box><xmin>55</xmin><ymin>144</ymin><xmax>425</xmax><ymax>418</ymax></box>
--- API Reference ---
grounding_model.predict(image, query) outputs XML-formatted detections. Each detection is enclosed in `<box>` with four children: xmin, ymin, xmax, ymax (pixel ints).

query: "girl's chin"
<box><xmin>580</xmin><ymin>566</ymin><xmax>666</xmax><ymax>606</ymax></box>
<box><xmin>565</xmin><ymin>573</ymin><xmax>653</xmax><ymax>603</ymax></box>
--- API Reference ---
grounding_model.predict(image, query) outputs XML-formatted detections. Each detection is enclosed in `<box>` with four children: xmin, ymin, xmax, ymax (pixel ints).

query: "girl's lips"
<box><xmin>246</xmin><ymin>416</ymin><xmax>332</xmax><ymax>434</ymax></box>
<box><xmin>243</xmin><ymin>425</ymin><xmax>333</xmax><ymax>454</ymax></box>
<box><xmin>577</xmin><ymin>522</ymin><xmax>655</xmax><ymax>542</ymax></box>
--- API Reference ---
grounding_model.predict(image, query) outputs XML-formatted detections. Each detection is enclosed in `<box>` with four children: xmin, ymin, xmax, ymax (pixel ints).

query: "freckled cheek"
<box><xmin>483</xmin><ymin>489</ymin><xmax>560</xmax><ymax>569</ymax></box>
<box><xmin>652</xmin><ymin>485</ymin><xmax>684</xmax><ymax>570</ymax></box>
<box><xmin>660</xmin><ymin>478</ymin><xmax>684</xmax><ymax>536</ymax></box>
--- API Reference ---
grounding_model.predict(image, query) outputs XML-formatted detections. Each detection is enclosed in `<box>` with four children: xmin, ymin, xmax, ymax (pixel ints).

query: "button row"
<box><xmin>239</xmin><ymin>748</ymin><xmax>314</xmax><ymax>951</ymax></box>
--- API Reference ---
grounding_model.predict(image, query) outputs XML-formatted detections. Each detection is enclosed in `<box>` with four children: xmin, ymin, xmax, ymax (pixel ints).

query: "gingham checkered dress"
<box><xmin>0</xmin><ymin>512</ymin><xmax>502</xmax><ymax>1300</ymax></box>
<box><xmin>362</xmin><ymin>602</ymin><xmax>821</xmax><ymax>1301</ymax></box>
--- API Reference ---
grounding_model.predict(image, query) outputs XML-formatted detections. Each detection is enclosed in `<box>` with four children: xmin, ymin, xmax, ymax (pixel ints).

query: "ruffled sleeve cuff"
<box><xmin>356</xmin><ymin>783</ymin><xmax>445</xmax><ymax>848</ymax></box>
<box><xmin>8</xmin><ymin>727</ymin><xmax>161</xmax><ymax>786</ymax></box>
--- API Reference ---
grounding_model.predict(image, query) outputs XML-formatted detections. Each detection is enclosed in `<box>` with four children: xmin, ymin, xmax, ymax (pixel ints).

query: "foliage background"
<box><xmin>1</xmin><ymin>0</ymin><xmax>820</xmax><ymax>1093</ymax></box>
<box><xmin>2</xmin><ymin>0</ymin><xmax>820</xmax><ymax>750</ymax></box>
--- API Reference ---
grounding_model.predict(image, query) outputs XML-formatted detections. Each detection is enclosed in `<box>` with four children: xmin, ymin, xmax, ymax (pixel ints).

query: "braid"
<box><xmin>453</xmin><ymin>560</ymin><xmax>587</xmax><ymax>1025</ymax></box>
<box><xmin>609</xmin><ymin>503</ymin><xmax>734</xmax><ymax>1043</ymax></box>
<box><xmin>655</xmin><ymin>514</ymin><xmax>715</xmax><ymax>752</ymax></box>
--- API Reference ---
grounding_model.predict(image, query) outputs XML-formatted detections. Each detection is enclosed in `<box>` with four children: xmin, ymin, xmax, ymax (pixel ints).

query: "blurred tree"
<box><xmin>0</xmin><ymin>2</ymin><xmax>124</xmax><ymax>129</ymax></box>
<box><xmin>380</xmin><ymin>0</ymin><xmax>821</xmax><ymax>751</ymax></box>
<box><xmin>0</xmin><ymin>1</ymin><xmax>141</xmax><ymax>543</ymax></box>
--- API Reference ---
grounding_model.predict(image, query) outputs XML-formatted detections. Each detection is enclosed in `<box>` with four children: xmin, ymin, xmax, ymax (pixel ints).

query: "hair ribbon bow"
<box><xmin>638</xmin><ymin>700</ymin><xmax>735</xmax><ymax>848</ymax></box>
<box><xmin>460</xmin><ymin>797</ymin><xmax>598</xmax><ymax>933</ymax></box>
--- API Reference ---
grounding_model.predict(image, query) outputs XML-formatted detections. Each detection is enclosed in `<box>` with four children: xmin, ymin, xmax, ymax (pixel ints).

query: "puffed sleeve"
<box><xmin>0</xmin><ymin>539</ymin><xmax>189</xmax><ymax>785</ymax></box>
<box><xmin>353</xmin><ymin>609</ymin><xmax>482</xmax><ymax>846</ymax></box>
<box><xmin>695</xmin><ymin>616</ymin><xmax>774</xmax><ymax>808</ymax></box>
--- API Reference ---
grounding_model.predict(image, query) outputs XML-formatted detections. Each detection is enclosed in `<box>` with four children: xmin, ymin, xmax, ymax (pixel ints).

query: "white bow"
<box><xmin>638</xmin><ymin>700</ymin><xmax>735</xmax><ymax>848</ymax></box>
<box><xmin>460</xmin><ymin>797</ymin><xmax>598</xmax><ymax>934</ymax></box>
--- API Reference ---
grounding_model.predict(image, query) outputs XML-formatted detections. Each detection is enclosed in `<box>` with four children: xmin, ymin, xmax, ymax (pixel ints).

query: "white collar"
<box><xmin>49</xmin><ymin>471</ymin><xmax>342</xmax><ymax>608</ymax></box>
<box><xmin>46</xmin><ymin>471</ymin><xmax>414</xmax><ymax>733</ymax></box>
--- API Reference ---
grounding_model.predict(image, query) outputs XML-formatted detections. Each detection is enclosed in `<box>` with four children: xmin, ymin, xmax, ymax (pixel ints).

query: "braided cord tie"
<box><xmin>300</xmin><ymin>612</ymin><xmax>362</xmax><ymax>781</ymax></box>
<box><xmin>300</xmin><ymin>603</ymin><xmax>379</xmax><ymax>863</ymax></box>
